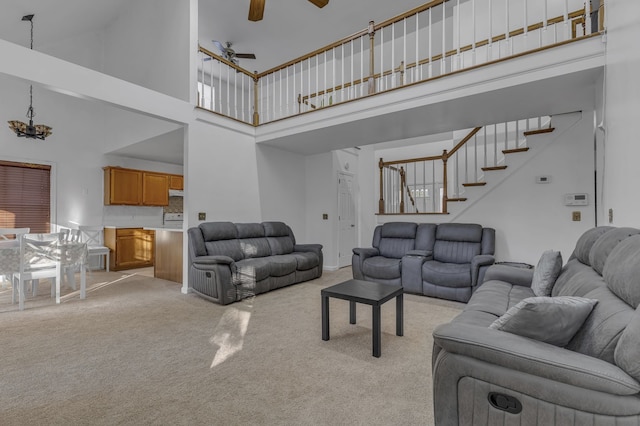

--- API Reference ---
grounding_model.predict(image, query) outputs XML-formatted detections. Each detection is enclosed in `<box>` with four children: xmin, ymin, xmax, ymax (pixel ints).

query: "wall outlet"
<box><xmin>572</xmin><ymin>211</ymin><xmax>581</xmax><ymax>221</ymax></box>
<box><xmin>198</xmin><ymin>212</ymin><xmax>206</xmax><ymax>221</ymax></box>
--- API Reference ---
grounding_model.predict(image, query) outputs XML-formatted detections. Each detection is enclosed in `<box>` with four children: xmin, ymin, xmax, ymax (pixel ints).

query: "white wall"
<box><xmin>103</xmin><ymin>0</ymin><xmax>191</xmax><ymax>101</ymax></box>
<box><xmin>602</xmin><ymin>0</ymin><xmax>640</xmax><ymax>227</ymax></box>
<box><xmin>255</xmin><ymin>145</ymin><xmax>307</xmax><ymax>238</ymax></box>
<box><xmin>185</xmin><ymin>119</ymin><xmax>261</xmax><ymax>226</ymax></box>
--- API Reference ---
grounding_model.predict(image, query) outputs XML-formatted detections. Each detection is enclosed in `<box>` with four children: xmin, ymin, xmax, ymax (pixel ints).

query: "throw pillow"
<box><xmin>489</xmin><ymin>296</ymin><xmax>598</xmax><ymax>347</ymax></box>
<box><xmin>531</xmin><ymin>250</ymin><xmax>563</xmax><ymax>296</ymax></box>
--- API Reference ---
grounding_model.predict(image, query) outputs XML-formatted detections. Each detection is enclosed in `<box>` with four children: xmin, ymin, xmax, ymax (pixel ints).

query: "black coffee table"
<box><xmin>321</xmin><ymin>279</ymin><xmax>403</xmax><ymax>357</ymax></box>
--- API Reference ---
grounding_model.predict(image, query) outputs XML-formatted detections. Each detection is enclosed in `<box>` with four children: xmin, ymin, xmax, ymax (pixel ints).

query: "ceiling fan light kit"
<box><xmin>249</xmin><ymin>0</ymin><xmax>328</xmax><ymax>22</ymax></box>
<box><xmin>8</xmin><ymin>14</ymin><xmax>52</xmax><ymax>140</ymax></box>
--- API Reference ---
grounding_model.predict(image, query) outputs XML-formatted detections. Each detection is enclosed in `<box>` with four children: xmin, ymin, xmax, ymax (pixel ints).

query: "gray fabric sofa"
<box><xmin>432</xmin><ymin>226</ymin><xmax>640</xmax><ymax>425</ymax></box>
<box><xmin>188</xmin><ymin>221</ymin><xmax>323</xmax><ymax>305</ymax></box>
<box><xmin>352</xmin><ymin>222</ymin><xmax>495</xmax><ymax>302</ymax></box>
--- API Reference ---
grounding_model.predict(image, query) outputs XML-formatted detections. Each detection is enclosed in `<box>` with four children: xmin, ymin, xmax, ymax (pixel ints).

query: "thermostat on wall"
<box><xmin>565</xmin><ymin>193</ymin><xmax>589</xmax><ymax>206</ymax></box>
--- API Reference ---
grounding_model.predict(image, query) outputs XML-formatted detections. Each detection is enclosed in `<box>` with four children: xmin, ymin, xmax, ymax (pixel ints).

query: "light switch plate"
<box><xmin>198</xmin><ymin>212</ymin><xmax>206</xmax><ymax>221</ymax></box>
<box><xmin>572</xmin><ymin>211</ymin><xmax>581</xmax><ymax>221</ymax></box>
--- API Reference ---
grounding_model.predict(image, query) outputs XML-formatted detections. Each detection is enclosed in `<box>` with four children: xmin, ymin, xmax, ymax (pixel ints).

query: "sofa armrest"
<box><xmin>294</xmin><ymin>243</ymin><xmax>322</xmax><ymax>254</ymax></box>
<box><xmin>406</xmin><ymin>249</ymin><xmax>433</xmax><ymax>258</ymax></box>
<box><xmin>192</xmin><ymin>255</ymin><xmax>235</xmax><ymax>266</ymax></box>
<box><xmin>471</xmin><ymin>254</ymin><xmax>495</xmax><ymax>287</ymax></box>
<box><xmin>483</xmin><ymin>264</ymin><xmax>534</xmax><ymax>287</ymax></box>
<box><xmin>352</xmin><ymin>247</ymin><xmax>379</xmax><ymax>258</ymax></box>
<box><xmin>433</xmin><ymin>322</ymin><xmax>640</xmax><ymax>396</ymax></box>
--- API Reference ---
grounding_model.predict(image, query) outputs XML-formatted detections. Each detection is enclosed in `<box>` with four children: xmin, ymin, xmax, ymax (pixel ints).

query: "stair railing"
<box><xmin>378</xmin><ymin>115</ymin><xmax>551</xmax><ymax>214</ymax></box>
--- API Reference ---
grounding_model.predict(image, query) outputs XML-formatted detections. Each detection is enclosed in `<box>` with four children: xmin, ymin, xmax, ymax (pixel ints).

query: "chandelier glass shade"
<box><xmin>8</xmin><ymin>14</ymin><xmax>52</xmax><ymax>140</ymax></box>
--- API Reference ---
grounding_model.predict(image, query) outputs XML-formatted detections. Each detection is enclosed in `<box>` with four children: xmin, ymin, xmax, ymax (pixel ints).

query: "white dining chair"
<box><xmin>0</xmin><ymin>228</ymin><xmax>30</xmax><ymax>289</ymax></box>
<box><xmin>12</xmin><ymin>232</ymin><xmax>62</xmax><ymax>311</ymax></box>
<box><xmin>79</xmin><ymin>226</ymin><xmax>110</xmax><ymax>272</ymax></box>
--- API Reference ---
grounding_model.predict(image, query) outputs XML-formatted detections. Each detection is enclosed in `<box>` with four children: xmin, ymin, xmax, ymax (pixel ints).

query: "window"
<box><xmin>0</xmin><ymin>160</ymin><xmax>51</xmax><ymax>233</ymax></box>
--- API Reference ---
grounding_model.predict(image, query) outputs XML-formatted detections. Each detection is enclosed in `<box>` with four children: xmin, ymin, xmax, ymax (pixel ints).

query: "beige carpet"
<box><xmin>0</xmin><ymin>267</ymin><xmax>463</xmax><ymax>425</ymax></box>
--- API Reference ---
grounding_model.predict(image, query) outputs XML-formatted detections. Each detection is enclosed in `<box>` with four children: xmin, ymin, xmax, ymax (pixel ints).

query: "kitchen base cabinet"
<box><xmin>104</xmin><ymin>228</ymin><xmax>155</xmax><ymax>271</ymax></box>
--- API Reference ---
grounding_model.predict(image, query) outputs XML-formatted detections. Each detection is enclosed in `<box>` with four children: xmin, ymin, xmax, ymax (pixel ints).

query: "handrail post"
<box><xmin>253</xmin><ymin>72</ymin><xmax>260</xmax><ymax>126</ymax></box>
<box><xmin>378</xmin><ymin>158</ymin><xmax>385</xmax><ymax>214</ymax></box>
<box><xmin>399</xmin><ymin>166</ymin><xmax>406</xmax><ymax>213</ymax></box>
<box><xmin>368</xmin><ymin>21</ymin><xmax>376</xmax><ymax>95</ymax></box>
<box><xmin>442</xmin><ymin>150</ymin><xmax>449</xmax><ymax>214</ymax></box>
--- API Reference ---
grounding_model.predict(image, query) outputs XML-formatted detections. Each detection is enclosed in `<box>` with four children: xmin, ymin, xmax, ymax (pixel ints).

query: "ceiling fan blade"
<box><xmin>235</xmin><ymin>53</ymin><xmax>257</xmax><ymax>59</ymax></box>
<box><xmin>212</xmin><ymin>40</ymin><xmax>226</xmax><ymax>55</ymax></box>
<box><xmin>308</xmin><ymin>0</ymin><xmax>329</xmax><ymax>8</ymax></box>
<box><xmin>248</xmin><ymin>0</ymin><xmax>265</xmax><ymax>21</ymax></box>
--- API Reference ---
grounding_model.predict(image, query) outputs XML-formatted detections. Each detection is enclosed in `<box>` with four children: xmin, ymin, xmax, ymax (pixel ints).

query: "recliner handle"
<box><xmin>488</xmin><ymin>392</ymin><xmax>522</xmax><ymax>414</ymax></box>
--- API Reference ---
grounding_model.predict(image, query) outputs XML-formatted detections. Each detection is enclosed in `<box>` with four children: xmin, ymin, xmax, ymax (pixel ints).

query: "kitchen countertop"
<box><xmin>143</xmin><ymin>226</ymin><xmax>184</xmax><ymax>233</ymax></box>
<box><xmin>104</xmin><ymin>225</ymin><xmax>183</xmax><ymax>232</ymax></box>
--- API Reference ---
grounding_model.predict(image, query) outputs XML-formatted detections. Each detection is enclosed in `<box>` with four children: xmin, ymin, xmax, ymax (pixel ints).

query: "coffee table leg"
<box><xmin>349</xmin><ymin>301</ymin><xmax>356</xmax><ymax>324</ymax></box>
<box><xmin>322</xmin><ymin>294</ymin><xmax>330</xmax><ymax>341</ymax></box>
<box><xmin>372</xmin><ymin>305</ymin><xmax>381</xmax><ymax>357</ymax></box>
<box><xmin>396</xmin><ymin>293</ymin><xmax>404</xmax><ymax>336</ymax></box>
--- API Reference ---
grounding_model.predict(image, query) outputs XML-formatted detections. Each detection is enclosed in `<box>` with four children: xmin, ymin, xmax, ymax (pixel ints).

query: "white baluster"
<box><xmin>428</xmin><ymin>7</ymin><xmax>433</xmax><ymax>78</ymax></box>
<box><xmin>403</xmin><ymin>17</ymin><xmax>407</xmax><ymax>85</ymax></box>
<box><xmin>391</xmin><ymin>23</ymin><xmax>395</xmax><ymax>88</ymax></box>
<box><xmin>360</xmin><ymin>36</ymin><xmax>364</xmax><ymax>97</ymax></box>
<box><xmin>380</xmin><ymin>26</ymin><xmax>384</xmax><ymax>91</ymax></box>
<box><xmin>209</xmin><ymin>55</ymin><xmax>214</xmax><ymax>110</ymax></box>
<box><xmin>442</xmin><ymin>1</ymin><xmax>446</xmax><ymax>75</ymax></box>
<box><xmin>564</xmin><ymin>0</ymin><xmax>570</xmax><ymax>39</ymax></box>
<box><xmin>199</xmin><ymin>54</ymin><xmax>205</xmax><ymax>108</ymax></box>
<box><xmin>456</xmin><ymin>0</ymin><xmax>461</xmax><ymax>71</ymax></box>
<box><xmin>493</xmin><ymin>124</ymin><xmax>498</xmax><ymax>166</ymax></box>
<box><xmin>415</xmin><ymin>13</ymin><xmax>419</xmax><ymax>82</ymax></box>
<box><xmin>472</xmin><ymin>0</ymin><xmax>477</xmax><ymax>66</ymax></box>
<box><xmin>218</xmin><ymin>60</ymin><xmax>222</xmax><ymax>113</ymax></box>
<box><xmin>483</xmin><ymin>127</ymin><xmax>488</xmax><ymax>169</ymax></box>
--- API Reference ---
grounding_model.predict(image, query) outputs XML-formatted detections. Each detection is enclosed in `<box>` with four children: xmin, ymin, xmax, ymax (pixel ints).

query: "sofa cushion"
<box><xmin>552</xmin><ymin>259</ymin><xmax>607</xmax><ymax>297</ymax></box>
<box><xmin>572</xmin><ymin>226</ymin><xmax>614</xmax><ymax>265</ymax></box>
<box><xmin>200</xmin><ymin>222</ymin><xmax>237</xmax><ymax>241</ymax></box>
<box><xmin>205</xmin><ymin>240</ymin><xmax>244</xmax><ymax>261</ymax></box>
<box><xmin>615</xmin><ymin>307</ymin><xmax>640</xmax><ymax>382</ymax></box>
<box><xmin>380</xmin><ymin>222</ymin><xmax>417</xmax><ymax>239</ymax></box>
<box><xmin>464</xmin><ymin>280</ymin><xmax>535</xmax><ymax>318</ymax></box>
<box><xmin>589</xmin><ymin>227</ymin><xmax>640</xmax><ymax>275</ymax></box>
<box><xmin>489</xmin><ymin>296</ymin><xmax>598</xmax><ymax>347</ymax></box>
<box><xmin>291</xmin><ymin>252</ymin><xmax>319</xmax><ymax>271</ymax></box>
<box><xmin>268</xmin><ymin>255</ymin><xmax>297</xmax><ymax>277</ymax></box>
<box><xmin>422</xmin><ymin>260</ymin><xmax>472</xmax><ymax>288</ymax></box>
<box><xmin>239</xmin><ymin>238</ymin><xmax>271</xmax><ymax>259</ymax></box>
<box><xmin>235</xmin><ymin>258</ymin><xmax>271</xmax><ymax>283</ymax></box>
<box><xmin>363</xmin><ymin>256</ymin><xmax>402</xmax><ymax>280</ymax></box>
<box><xmin>236</xmin><ymin>223</ymin><xmax>265</xmax><ymax>238</ymax></box>
<box><xmin>531</xmin><ymin>250</ymin><xmax>562</xmax><ymax>297</ymax></box>
<box><xmin>378</xmin><ymin>237</ymin><xmax>415</xmax><ymax>259</ymax></box>
<box><xmin>566</xmin><ymin>286</ymin><xmax>636</xmax><ymax>363</ymax></box>
<box><xmin>603</xmin><ymin>235</ymin><xmax>640</xmax><ymax>308</ymax></box>
<box><xmin>436</xmin><ymin>223</ymin><xmax>483</xmax><ymax>242</ymax></box>
<box><xmin>415</xmin><ymin>223</ymin><xmax>437</xmax><ymax>251</ymax></box>
<box><xmin>266</xmin><ymin>236</ymin><xmax>294</xmax><ymax>255</ymax></box>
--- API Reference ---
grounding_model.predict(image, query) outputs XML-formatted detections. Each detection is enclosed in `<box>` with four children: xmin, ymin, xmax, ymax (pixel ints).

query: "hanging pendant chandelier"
<box><xmin>8</xmin><ymin>14</ymin><xmax>52</xmax><ymax>140</ymax></box>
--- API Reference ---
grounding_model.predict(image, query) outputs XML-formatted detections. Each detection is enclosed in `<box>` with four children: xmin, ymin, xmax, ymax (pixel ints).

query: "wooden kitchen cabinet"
<box><xmin>104</xmin><ymin>167</ymin><xmax>142</xmax><ymax>205</ymax></box>
<box><xmin>104</xmin><ymin>228</ymin><xmax>155</xmax><ymax>271</ymax></box>
<box><xmin>104</xmin><ymin>167</ymin><xmax>181</xmax><ymax>206</ymax></box>
<box><xmin>168</xmin><ymin>174</ymin><xmax>184</xmax><ymax>190</ymax></box>
<box><xmin>142</xmin><ymin>172</ymin><xmax>169</xmax><ymax>206</ymax></box>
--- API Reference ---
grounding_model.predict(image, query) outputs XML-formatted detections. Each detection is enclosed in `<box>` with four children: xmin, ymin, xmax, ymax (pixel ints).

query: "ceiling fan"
<box><xmin>212</xmin><ymin>40</ymin><xmax>256</xmax><ymax>65</ymax></box>
<box><xmin>249</xmin><ymin>0</ymin><xmax>329</xmax><ymax>22</ymax></box>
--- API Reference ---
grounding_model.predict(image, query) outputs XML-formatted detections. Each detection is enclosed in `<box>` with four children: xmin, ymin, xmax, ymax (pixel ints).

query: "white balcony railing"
<box><xmin>197</xmin><ymin>0</ymin><xmax>604</xmax><ymax>126</ymax></box>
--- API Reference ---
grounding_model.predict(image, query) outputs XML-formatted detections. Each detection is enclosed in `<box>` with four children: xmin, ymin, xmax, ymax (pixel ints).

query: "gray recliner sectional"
<box><xmin>352</xmin><ymin>222</ymin><xmax>495</xmax><ymax>302</ymax></box>
<box><xmin>188</xmin><ymin>221</ymin><xmax>323</xmax><ymax>305</ymax></box>
<box><xmin>432</xmin><ymin>226</ymin><xmax>640</xmax><ymax>425</ymax></box>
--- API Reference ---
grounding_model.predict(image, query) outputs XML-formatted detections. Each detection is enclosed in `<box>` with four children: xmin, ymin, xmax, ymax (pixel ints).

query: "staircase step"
<box><xmin>524</xmin><ymin>127</ymin><xmax>555</xmax><ymax>136</ymax></box>
<box><xmin>503</xmin><ymin>147</ymin><xmax>530</xmax><ymax>154</ymax></box>
<box><xmin>481</xmin><ymin>166</ymin><xmax>507</xmax><ymax>171</ymax></box>
<box><xmin>462</xmin><ymin>182</ymin><xmax>487</xmax><ymax>187</ymax></box>
<box><xmin>447</xmin><ymin>197</ymin><xmax>468</xmax><ymax>202</ymax></box>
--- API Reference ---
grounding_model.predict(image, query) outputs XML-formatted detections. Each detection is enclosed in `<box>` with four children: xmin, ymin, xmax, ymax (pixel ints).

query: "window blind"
<box><xmin>0</xmin><ymin>160</ymin><xmax>51</xmax><ymax>234</ymax></box>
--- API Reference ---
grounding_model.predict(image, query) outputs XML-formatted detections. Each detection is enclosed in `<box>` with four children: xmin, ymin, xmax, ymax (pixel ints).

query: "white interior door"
<box><xmin>338</xmin><ymin>172</ymin><xmax>356</xmax><ymax>268</ymax></box>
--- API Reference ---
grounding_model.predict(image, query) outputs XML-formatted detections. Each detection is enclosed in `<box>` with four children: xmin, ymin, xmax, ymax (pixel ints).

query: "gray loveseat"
<box><xmin>188</xmin><ymin>221</ymin><xmax>323</xmax><ymax>305</ymax></box>
<box><xmin>352</xmin><ymin>222</ymin><xmax>495</xmax><ymax>302</ymax></box>
<box><xmin>432</xmin><ymin>226</ymin><xmax>640</xmax><ymax>425</ymax></box>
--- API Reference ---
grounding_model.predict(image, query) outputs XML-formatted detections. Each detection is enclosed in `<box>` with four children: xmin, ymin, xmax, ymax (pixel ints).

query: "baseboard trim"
<box><xmin>323</xmin><ymin>265</ymin><xmax>340</xmax><ymax>272</ymax></box>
